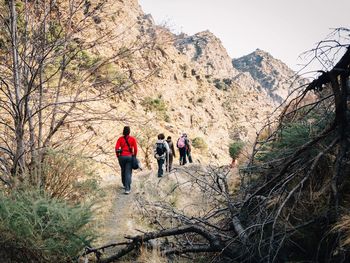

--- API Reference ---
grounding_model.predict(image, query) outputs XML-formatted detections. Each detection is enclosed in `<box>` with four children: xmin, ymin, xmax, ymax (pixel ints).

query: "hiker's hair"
<box><xmin>123</xmin><ymin>126</ymin><xmax>130</xmax><ymax>136</ymax></box>
<box><xmin>158</xmin><ymin>133</ymin><xmax>165</xmax><ymax>140</ymax></box>
<box><xmin>167</xmin><ymin>136</ymin><xmax>172</xmax><ymax>140</ymax></box>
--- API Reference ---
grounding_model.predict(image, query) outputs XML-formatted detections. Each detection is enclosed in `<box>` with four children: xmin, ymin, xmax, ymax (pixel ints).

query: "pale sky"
<box><xmin>138</xmin><ymin>0</ymin><xmax>350</xmax><ymax>71</ymax></box>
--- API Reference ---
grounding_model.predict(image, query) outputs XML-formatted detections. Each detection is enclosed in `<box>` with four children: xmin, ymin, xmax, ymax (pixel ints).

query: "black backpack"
<box><xmin>156</xmin><ymin>142</ymin><xmax>166</xmax><ymax>155</ymax></box>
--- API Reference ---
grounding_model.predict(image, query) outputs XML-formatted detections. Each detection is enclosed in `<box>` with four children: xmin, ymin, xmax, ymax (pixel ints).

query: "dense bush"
<box><xmin>94</xmin><ymin>63</ymin><xmax>130</xmax><ymax>87</ymax></box>
<box><xmin>229</xmin><ymin>140</ymin><xmax>244</xmax><ymax>159</ymax></box>
<box><xmin>141</xmin><ymin>96</ymin><xmax>169</xmax><ymax>121</ymax></box>
<box><xmin>0</xmin><ymin>189</ymin><xmax>94</xmax><ymax>262</ymax></box>
<box><xmin>256</xmin><ymin>109</ymin><xmax>332</xmax><ymax>163</ymax></box>
<box><xmin>256</xmin><ymin>121</ymin><xmax>311</xmax><ymax>162</ymax></box>
<box><xmin>192</xmin><ymin>137</ymin><xmax>208</xmax><ymax>150</ymax></box>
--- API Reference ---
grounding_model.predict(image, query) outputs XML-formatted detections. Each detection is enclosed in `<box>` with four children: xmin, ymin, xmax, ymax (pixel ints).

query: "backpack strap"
<box><xmin>124</xmin><ymin>136</ymin><xmax>133</xmax><ymax>155</ymax></box>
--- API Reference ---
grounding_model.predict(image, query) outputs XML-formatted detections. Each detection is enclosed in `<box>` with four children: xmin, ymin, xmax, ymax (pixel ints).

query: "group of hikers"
<box><xmin>115</xmin><ymin>126</ymin><xmax>193</xmax><ymax>194</ymax></box>
<box><xmin>154</xmin><ymin>132</ymin><xmax>192</xmax><ymax>177</ymax></box>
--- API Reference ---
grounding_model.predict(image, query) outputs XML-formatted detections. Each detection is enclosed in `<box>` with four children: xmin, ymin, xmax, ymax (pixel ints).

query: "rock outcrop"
<box><xmin>232</xmin><ymin>49</ymin><xmax>306</xmax><ymax>104</ymax></box>
<box><xmin>175</xmin><ymin>30</ymin><xmax>239</xmax><ymax>78</ymax></box>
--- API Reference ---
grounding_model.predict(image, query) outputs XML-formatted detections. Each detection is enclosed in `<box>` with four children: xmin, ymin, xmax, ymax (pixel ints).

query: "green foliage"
<box><xmin>214</xmin><ymin>78</ymin><xmax>230</xmax><ymax>90</ymax></box>
<box><xmin>76</xmin><ymin>50</ymin><xmax>101</xmax><ymax>69</ymax></box>
<box><xmin>47</xmin><ymin>21</ymin><xmax>64</xmax><ymax>43</ymax></box>
<box><xmin>93</xmin><ymin>62</ymin><xmax>131</xmax><ymax>87</ymax></box>
<box><xmin>67</xmin><ymin>49</ymin><xmax>101</xmax><ymax>72</ymax></box>
<box><xmin>256</xmin><ymin>121</ymin><xmax>312</xmax><ymax>162</ymax></box>
<box><xmin>142</xmin><ymin>96</ymin><xmax>167</xmax><ymax>112</ymax></box>
<box><xmin>0</xmin><ymin>189</ymin><xmax>94</xmax><ymax>262</ymax></box>
<box><xmin>141</xmin><ymin>95</ymin><xmax>169</xmax><ymax>121</ymax></box>
<box><xmin>277</xmin><ymin>122</ymin><xmax>310</xmax><ymax>149</ymax></box>
<box><xmin>192</xmin><ymin>137</ymin><xmax>208</xmax><ymax>150</ymax></box>
<box><xmin>229</xmin><ymin>140</ymin><xmax>244</xmax><ymax>159</ymax></box>
<box><xmin>44</xmin><ymin>48</ymin><xmax>102</xmax><ymax>86</ymax></box>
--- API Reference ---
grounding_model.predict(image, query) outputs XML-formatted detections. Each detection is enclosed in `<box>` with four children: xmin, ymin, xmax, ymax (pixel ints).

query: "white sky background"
<box><xmin>138</xmin><ymin>0</ymin><xmax>350</xmax><ymax>72</ymax></box>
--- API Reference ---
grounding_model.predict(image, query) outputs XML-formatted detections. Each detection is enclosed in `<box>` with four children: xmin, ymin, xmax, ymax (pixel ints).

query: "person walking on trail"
<box><xmin>177</xmin><ymin>133</ymin><xmax>189</xmax><ymax>165</ymax></box>
<box><xmin>184</xmin><ymin>134</ymin><xmax>193</xmax><ymax>163</ymax></box>
<box><xmin>154</xmin><ymin>133</ymin><xmax>169</xmax><ymax>177</ymax></box>
<box><xmin>166</xmin><ymin>136</ymin><xmax>176</xmax><ymax>172</ymax></box>
<box><xmin>115</xmin><ymin>126</ymin><xmax>138</xmax><ymax>194</ymax></box>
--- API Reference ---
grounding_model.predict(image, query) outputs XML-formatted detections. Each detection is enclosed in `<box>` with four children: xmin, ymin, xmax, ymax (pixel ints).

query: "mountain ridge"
<box><xmin>81</xmin><ymin>0</ymin><xmax>308</xmax><ymax>168</ymax></box>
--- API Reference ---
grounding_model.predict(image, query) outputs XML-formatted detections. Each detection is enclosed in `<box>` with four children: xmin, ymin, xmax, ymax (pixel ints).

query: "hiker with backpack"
<box><xmin>184</xmin><ymin>134</ymin><xmax>193</xmax><ymax>163</ymax></box>
<box><xmin>154</xmin><ymin>133</ymin><xmax>170</xmax><ymax>177</ymax></box>
<box><xmin>177</xmin><ymin>133</ymin><xmax>189</xmax><ymax>165</ymax></box>
<box><xmin>166</xmin><ymin>136</ymin><xmax>176</xmax><ymax>172</ymax></box>
<box><xmin>115</xmin><ymin>126</ymin><xmax>138</xmax><ymax>194</ymax></box>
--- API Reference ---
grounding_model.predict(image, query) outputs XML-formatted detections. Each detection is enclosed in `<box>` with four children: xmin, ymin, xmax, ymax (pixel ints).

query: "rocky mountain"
<box><xmin>39</xmin><ymin>0</ymin><xmax>307</xmax><ymax>171</ymax></box>
<box><xmin>174</xmin><ymin>30</ymin><xmax>305</xmax><ymax>105</ymax></box>
<box><xmin>175</xmin><ymin>30</ymin><xmax>239</xmax><ymax>78</ymax></box>
<box><xmin>232</xmin><ymin>49</ymin><xmax>306</xmax><ymax>104</ymax></box>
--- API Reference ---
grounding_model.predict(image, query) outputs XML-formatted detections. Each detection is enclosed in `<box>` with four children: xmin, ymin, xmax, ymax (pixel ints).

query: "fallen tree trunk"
<box><xmin>87</xmin><ymin>225</ymin><xmax>232</xmax><ymax>263</ymax></box>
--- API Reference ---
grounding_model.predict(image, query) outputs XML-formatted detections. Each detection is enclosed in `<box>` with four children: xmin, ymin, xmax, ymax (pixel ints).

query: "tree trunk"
<box><xmin>9</xmin><ymin>0</ymin><xmax>25</xmax><ymax>176</ymax></box>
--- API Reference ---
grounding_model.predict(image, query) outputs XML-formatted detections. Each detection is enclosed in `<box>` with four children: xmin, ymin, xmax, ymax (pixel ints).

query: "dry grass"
<box><xmin>333</xmin><ymin>214</ymin><xmax>350</xmax><ymax>248</ymax></box>
<box><xmin>135</xmin><ymin>247</ymin><xmax>167</xmax><ymax>263</ymax></box>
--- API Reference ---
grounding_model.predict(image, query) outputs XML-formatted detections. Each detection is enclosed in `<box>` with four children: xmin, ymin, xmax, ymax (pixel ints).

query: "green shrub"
<box><xmin>214</xmin><ymin>78</ymin><xmax>229</xmax><ymax>90</ymax></box>
<box><xmin>141</xmin><ymin>96</ymin><xmax>169</xmax><ymax>121</ymax></box>
<box><xmin>142</xmin><ymin>96</ymin><xmax>167</xmax><ymax>112</ymax></box>
<box><xmin>0</xmin><ymin>189</ymin><xmax>94</xmax><ymax>262</ymax></box>
<box><xmin>255</xmin><ymin>105</ymin><xmax>333</xmax><ymax>163</ymax></box>
<box><xmin>256</xmin><ymin>121</ymin><xmax>311</xmax><ymax>162</ymax></box>
<box><xmin>229</xmin><ymin>140</ymin><xmax>244</xmax><ymax>159</ymax></box>
<box><xmin>47</xmin><ymin>21</ymin><xmax>64</xmax><ymax>42</ymax></box>
<box><xmin>197</xmin><ymin>97</ymin><xmax>204</xmax><ymax>103</ymax></box>
<box><xmin>192</xmin><ymin>137</ymin><xmax>208</xmax><ymax>150</ymax></box>
<box><xmin>223</xmin><ymin>78</ymin><xmax>233</xmax><ymax>86</ymax></box>
<box><xmin>76</xmin><ymin>50</ymin><xmax>100</xmax><ymax>69</ymax></box>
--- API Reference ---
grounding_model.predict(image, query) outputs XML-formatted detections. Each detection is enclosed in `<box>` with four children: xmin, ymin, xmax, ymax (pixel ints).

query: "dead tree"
<box><xmin>240</xmin><ymin>30</ymin><xmax>350</xmax><ymax>262</ymax></box>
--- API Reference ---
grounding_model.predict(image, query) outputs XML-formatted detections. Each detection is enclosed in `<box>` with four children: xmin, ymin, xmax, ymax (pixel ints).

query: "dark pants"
<box><xmin>166</xmin><ymin>153</ymin><xmax>174</xmax><ymax>172</ymax></box>
<box><xmin>186</xmin><ymin>150</ymin><xmax>193</xmax><ymax>163</ymax></box>
<box><xmin>118</xmin><ymin>155</ymin><xmax>132</xmax><ymax>191</ymax></box>
<box><xmin>157</xmin><ymin>158</ymin><xmax>165</xmax><ymax>177</ymax></box>
<box><xmin>179</xmin><ymin>147</ymin><xmax>187</xmax><ymax>165</ymax></box>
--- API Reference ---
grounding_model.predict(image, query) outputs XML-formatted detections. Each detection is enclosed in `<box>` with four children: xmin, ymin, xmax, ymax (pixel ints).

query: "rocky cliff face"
<box><xmin>174</xmin><ymin>30</ymin><xmax>305</xmax><ymax>105</ymax></box>
<box><xmin>175</xmin><ymin>30</ymin><xmax>239</xmax><ymax>78</ymax></box>
<box><xmin>232</xmin><ymin>49</ymin><xmax>306</xmax><ymax>104</ymax></box>
<box><xmin>69</xmin><ymin>0</ymin><xmax>307</xmax><ymax>170</ymax></box>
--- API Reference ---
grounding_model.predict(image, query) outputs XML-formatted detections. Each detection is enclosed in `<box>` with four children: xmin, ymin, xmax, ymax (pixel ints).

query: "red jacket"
<box><xmin>115</xmin><ymin>135</ymin><xmax>138</xmax><ymax>156</ymax></box>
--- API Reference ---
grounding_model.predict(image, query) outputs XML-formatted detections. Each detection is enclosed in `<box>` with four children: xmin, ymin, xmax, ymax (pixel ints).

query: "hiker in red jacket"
<box><xmin>115</xmin><ymin>126</ymin><xmax>138</xmax><ymax>194</ymax></box>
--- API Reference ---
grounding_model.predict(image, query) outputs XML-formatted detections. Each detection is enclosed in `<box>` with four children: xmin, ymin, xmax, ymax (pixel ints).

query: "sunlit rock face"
<box><xmin>233</xmin><ymin>49</ymin><xmax>306</xmax><ymax>104</ymax></box>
